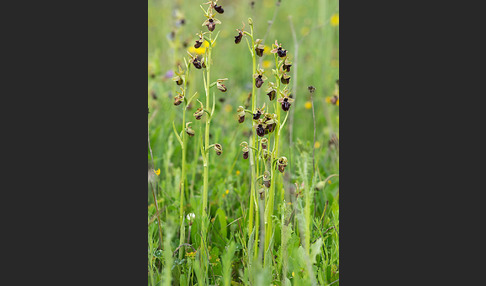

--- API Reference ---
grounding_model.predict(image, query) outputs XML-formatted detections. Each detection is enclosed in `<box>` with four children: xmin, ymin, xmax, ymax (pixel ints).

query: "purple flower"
<box><xmin>164</xmin><ymin>70</ymin><xmax>174</xmax><ymax>79</ymax></box>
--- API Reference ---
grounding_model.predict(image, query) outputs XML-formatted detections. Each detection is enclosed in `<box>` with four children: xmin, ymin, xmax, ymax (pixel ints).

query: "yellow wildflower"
<box><xmin>292</xmin><ymin>272</ymin><xmax>295</xmax><ymax>277</ymax></box>
<box><xmin>263</xmin><ymin>45</ymin><xmax>271</xmax><ymax>55</ymax></box>
<box><xmin>314</xmin><ymin>141</ymin><xmax>321</xmax><ymax>148</ymax></box>
<box><xmin>336</xmin><ymin>99</ymin><xmax>339</xmax><ymax>106</ymax></box>
<box><xmin>262</xmin><ymin>60</ymin><xmax>272</xmax><ymax>69</ymax></box>
<box><xmin>224</xmin><ymin>104</ymin><xmax>232</xmax><ymax>113</ymax></box>
<box><xmin>328</xmin><ymin>180</ymin><xmax>332</xmax><ymax>184</ymax></box>
<box><xmin>325</xmin><ymin>96</ymin><xmax>332</xmax><ymax>103</ymax></box>
<box><xmin>236</xmin><ymin>170</ymin><xmax>240</xmax><ymax>175</ymax></box>
<box><xmin>189</xmin><ymin>45</ymin><xmax>206</xmax><ymax>55</ymax></box>
<box><xmin>154</xmin><ymin>168</ymin><xmax>160</xmax><ymax>176</ymax></box>
<box><xmin>186</xmin><ymin>251</ymin><xmax>196</xmax><ymax>258</ymax></box>
<box><xmin>330</xmin><ymin>14</ymin><xmax>339</xmax><ymax>26</ymax></box>
<box><xmin>225</xmin><ymin>189</ymin><xmax>229</xmax><ymax>195</ymax></box>
<box><xmin>304</xmin><ymin>101</ymin><xmax>312</xmax><ymax>109</ymax></box>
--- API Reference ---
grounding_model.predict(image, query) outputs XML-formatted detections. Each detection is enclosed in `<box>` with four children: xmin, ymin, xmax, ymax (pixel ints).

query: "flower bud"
<box><xmin>242</xmin><ymin>146</ymin><xmax>249</xmax><ymax>159</ymax></box>
<box><xmin>214</xmin><ymin>143</ymin><xmax>223</xmax><ymax>156</ymax></box>
<box><xmin>263</xmin><ymin>171</ymin><xmax>271</xmax><ymax>188</ymax></box>
<box><xmin>194</xmin><ymin>39</ymin><xmax>203</xmax><ymax>49</ymax></box>
<box><xmin>261</xmin><ymin>138</ymin><xmax>268</xmax><ymax>150</ymax></box>
<box><xmin>216</xmin><ymin>78</ymin><xmax>228</xmax><ymax>92</ymax></box>
<box><xmin>235</xmin><ymin>30</ymin><xmax>243</xmax><ymax>44</ymax></box>
<box><xmin>237</xmin><ymin>106</ymin><xmax>246</xmax><ymax>123</ymax></box>
<box><xmin>214</xmin><ymin>4</ymin><xmax>224</xmax><ymax>13</ymax></box>
<box><xmin>185</xmin><ymin>122</ymin><xmax>195</xmax><ymax>137</ymax></box>
<box><xmin>258</xmin><ymin>188</ymin><xmax>265</xmax><ymax>200</ymax></box>
<box><xmin>277</xmin><ymin>156</ymin><xmax>288</xmax><ymax>173</ymax></box>
<box><xmin>194</xmin><ymin>107</ymin><xmax>204</xmax><ymax>120</ymax></box>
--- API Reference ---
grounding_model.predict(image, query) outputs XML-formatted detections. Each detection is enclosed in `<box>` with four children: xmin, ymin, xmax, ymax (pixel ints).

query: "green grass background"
<box><xmin>148</xmin><ymin>0</ymin><xmax>339</xmax><ymax>285</ymax></box>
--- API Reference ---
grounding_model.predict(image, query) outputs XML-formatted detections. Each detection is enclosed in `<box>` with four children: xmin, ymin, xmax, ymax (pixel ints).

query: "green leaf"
<box><xmin>215</xmin><ymin>208</ymin><xmax>227</xmax><ymax>239</ymax></box>
<box><xmin>310</xmin><ymin>238</ymin><xmax>323</xmax><ymax>264</ymax></box>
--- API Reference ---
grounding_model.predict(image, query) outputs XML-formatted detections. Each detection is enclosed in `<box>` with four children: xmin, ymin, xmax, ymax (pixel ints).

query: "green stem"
<box><xmin>247</xmin><ymin>23</ymin><xmax>261</xmax><ymax>261</ymax></box>
<box><xmin>201</xmin><ymin>32</ymin><xmax>212</xmax><ymax>279</ymax></box>
<box><xmin>264</xmin><ymin>53</ymin><xmax>282</xmax><ymax>267</ymax></box>
<box><xmin>178</xmin><ymin>72</ymin><xmax>188</xmax><ymax>261</ymax></box>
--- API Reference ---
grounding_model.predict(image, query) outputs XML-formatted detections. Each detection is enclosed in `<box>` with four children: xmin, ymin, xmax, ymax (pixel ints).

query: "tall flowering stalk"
<box><xmin>234</xmin><ymin>21</ymin><xmax>293</xmax><ymax>266</ymax></box>
<box><xmin>190</xmin><ymin>0</ymin><xmax>226</xmax><ymax>280</ymax></box>
<box><xmin>172</xmin><ymin>58</ymin><xmax>198</xmax><ymax>261</ymax></box>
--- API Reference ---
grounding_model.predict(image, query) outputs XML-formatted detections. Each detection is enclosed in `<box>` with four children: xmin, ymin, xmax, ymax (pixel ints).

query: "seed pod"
<box><xmin>214</xmin><ymin>4</ymin><xmax>224</xmax><ymax>13</ymax></box>
<box><xmin>194</xmin><ymin>107</ymin><xmax>204</xmax><ymax>120</ymax></box>
<box><xmin>277</xmin><ymin>156</ymin><xmax>288</xmax><ymax>173</ymax></box>
<box><xmin>261</xmin><ymin>138</ymin><xmax>268</xmax><ymax>150</ymax></box>
<box><xmin>237</xmin><ymin>106</ymin><xmax>246</xmax><ymax>123</ymax></box>
<box><xmin>214</xmin><ymin>143</ymin><xmax>223</xmax><ymax>156</ymax></box>
<box><xmin>263</xmin><ymin>171</ymin><xmax>271</xmax><ymax>188</ymax></box>
<box><xmin>256</xmin><ymin>124</ymin><xmax>265</xmax><ymax>137</ymax></box>
<box><xmin>185</xmin><ymin>122</ymin><xmax>195</xmax><ymax>137</ymax></box>
<box><xmin>280</xmin><ymin>73</ymin><xmax>291</xmax><ymax>84</ymax></box>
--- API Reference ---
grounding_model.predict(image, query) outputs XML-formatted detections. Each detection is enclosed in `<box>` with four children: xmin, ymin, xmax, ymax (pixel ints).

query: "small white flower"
<box><xmin>186</xmin><ymin>213</ymin><xmax>196</xmax><ymax>221</ymax></box>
